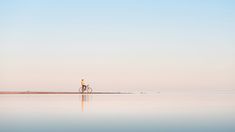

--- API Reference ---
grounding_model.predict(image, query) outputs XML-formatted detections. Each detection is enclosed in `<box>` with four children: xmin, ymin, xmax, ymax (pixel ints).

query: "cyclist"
<box><xmin>81</xmin><ymin>79</ymin><xmax>86</xmax><ymax>91</ymax></box>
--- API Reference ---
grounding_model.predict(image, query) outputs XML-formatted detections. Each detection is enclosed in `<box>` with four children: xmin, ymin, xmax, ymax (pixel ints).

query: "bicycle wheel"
<box><xmin>79</xmin><ymin>87</ymin><xmax>84</xmax><ymax>93</ymax></box>
<box><xmin>87</xmin><ymin>87</ymin><xmax>93</xmax><ymax>93</ymax></box>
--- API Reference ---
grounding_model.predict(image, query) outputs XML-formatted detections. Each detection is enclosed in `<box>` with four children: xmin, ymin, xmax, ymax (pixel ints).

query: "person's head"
<box><xmin>81</xmin><ymin>79</ymin><xmax>84</xmax><ymax>81</ymax></box>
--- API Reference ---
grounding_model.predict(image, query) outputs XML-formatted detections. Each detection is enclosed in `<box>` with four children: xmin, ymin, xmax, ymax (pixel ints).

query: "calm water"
<box><xmin>0</xmin><ymin>93</ymin><xmax>234</xmax><ymax>132</ymax></box>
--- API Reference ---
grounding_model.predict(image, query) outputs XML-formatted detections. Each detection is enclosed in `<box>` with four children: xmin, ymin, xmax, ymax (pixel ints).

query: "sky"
<box><xmin>0</xmin><ymin>0</ymin><xmax>235</xmax><ymax>92</ymax></box>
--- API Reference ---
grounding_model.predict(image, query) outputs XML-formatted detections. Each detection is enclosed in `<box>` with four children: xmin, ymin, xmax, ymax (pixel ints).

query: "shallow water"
<box><xmin>0</xmin><ymin>93</ymin><xmax>234</xmax><ymax>132</ymax></box>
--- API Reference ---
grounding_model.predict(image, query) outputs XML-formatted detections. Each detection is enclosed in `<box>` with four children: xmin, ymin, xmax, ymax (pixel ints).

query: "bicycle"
<box><xmin>79</xmin><ymin>85</ymin><xmax>93</xmax><ymax>94</ymax></box>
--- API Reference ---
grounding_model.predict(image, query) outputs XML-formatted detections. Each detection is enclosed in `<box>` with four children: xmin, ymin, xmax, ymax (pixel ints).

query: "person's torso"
<box><xmin>81</xmin><ymin>81</ymin><xmax>85</xmax><ymax>85</ymax></box>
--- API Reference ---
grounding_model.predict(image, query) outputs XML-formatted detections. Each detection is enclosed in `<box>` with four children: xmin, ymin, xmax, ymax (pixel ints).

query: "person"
<box><xmin>81</xmin><ymin>79</ymin><xmax>86</xmax><ymax>91</ymax></box>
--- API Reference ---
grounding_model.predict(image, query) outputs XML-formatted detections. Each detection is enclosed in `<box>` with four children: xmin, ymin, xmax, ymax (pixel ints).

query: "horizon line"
<box><xmin>0</xmin><ymin>91</ymin><xmax>132</xmax><ymax>94</ymax></box>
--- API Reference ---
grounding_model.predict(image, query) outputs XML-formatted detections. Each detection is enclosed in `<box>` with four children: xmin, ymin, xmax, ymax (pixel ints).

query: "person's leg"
<box><xmin>84</xmin><ymin>85</ymin><xmax>87</xmax><ymax>91</ymax></box>
<box><xmin>82</xmin><ymin>85</ymin><xmax>85</xmax><ymax>92</ymax></box>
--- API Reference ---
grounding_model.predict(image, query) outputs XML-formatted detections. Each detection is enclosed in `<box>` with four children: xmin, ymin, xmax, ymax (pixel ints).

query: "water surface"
<box><xmin>0</xmin><ymin>93</ymin><xmax>234</xmax><ymax>132</ymax></box>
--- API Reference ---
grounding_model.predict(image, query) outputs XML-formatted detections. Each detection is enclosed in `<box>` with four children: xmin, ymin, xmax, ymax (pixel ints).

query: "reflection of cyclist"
<box><xmin>81</xmin><ymin>79</ymin><xmax>86</xmax><ymax>91</ymax></box>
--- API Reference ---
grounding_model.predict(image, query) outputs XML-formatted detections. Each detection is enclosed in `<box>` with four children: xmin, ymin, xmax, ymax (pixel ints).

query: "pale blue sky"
<box><xmin>0</xmin><ymin>0</ymin><xmax>234</xmax><ymax>92</ymax></box>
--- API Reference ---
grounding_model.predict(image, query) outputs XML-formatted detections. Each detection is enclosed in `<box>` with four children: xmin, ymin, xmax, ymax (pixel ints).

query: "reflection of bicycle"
<box><xmin>79</xmin><ymin>85</ymin><xmax>93</xmax><ymax>93</ymax></box>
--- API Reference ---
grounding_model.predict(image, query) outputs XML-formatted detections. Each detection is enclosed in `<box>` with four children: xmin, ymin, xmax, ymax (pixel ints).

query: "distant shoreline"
<box><xmin>0</xmin><ymin>91</ymin><xmax>131</xmax><ymax>94</ymax></box>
